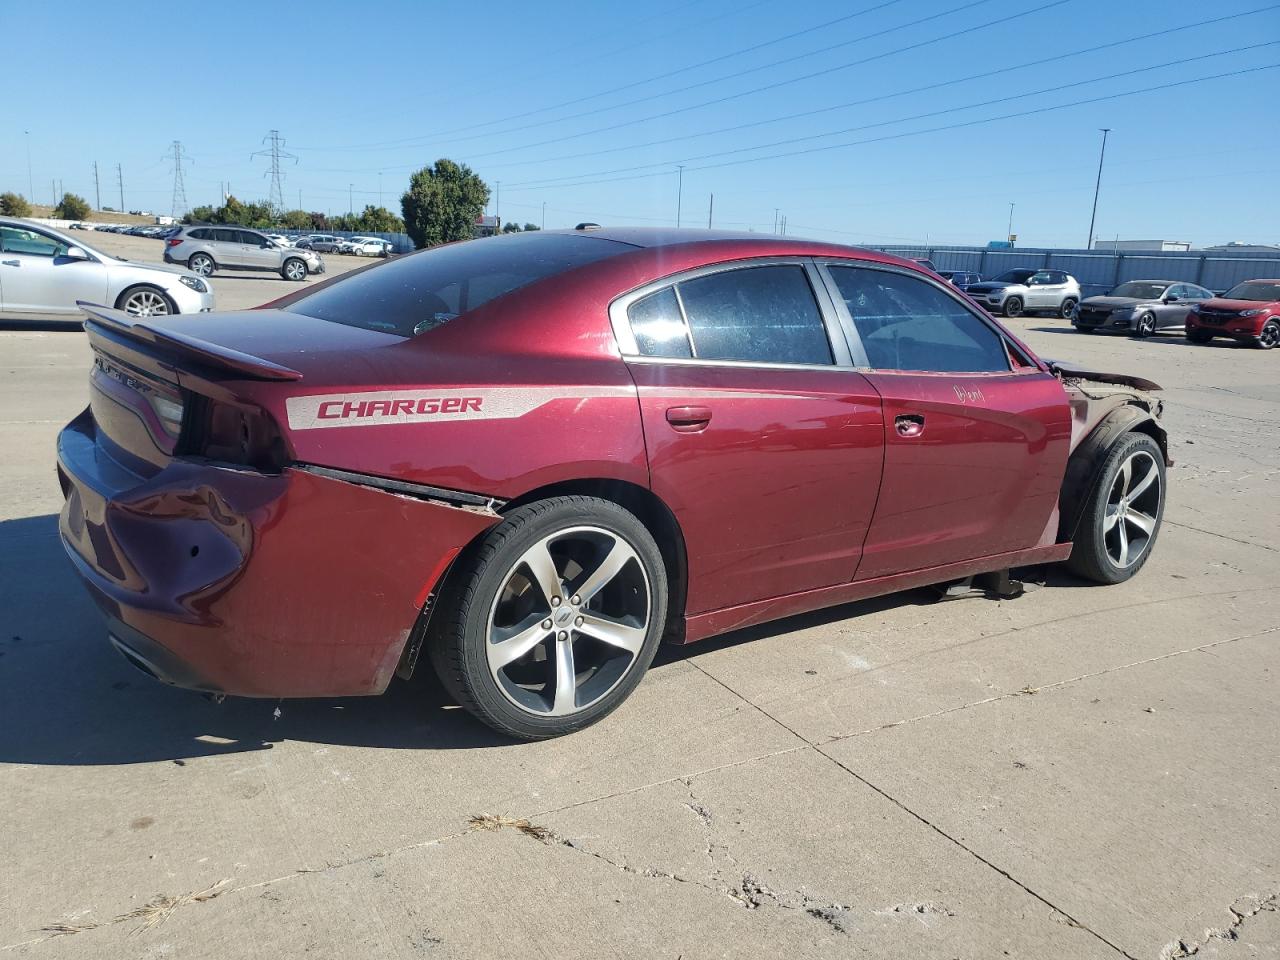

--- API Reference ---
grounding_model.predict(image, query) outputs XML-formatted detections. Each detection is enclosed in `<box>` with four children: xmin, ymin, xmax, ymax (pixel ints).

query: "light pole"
<box><xmin>1007</xmin><ymin>202</ymin><xmax>1015</xmax><ymax>241</ymax></box>
<box><xmin>1086</xmin><ymin>128</ymin><xmax>1111</xmax><ymax>250</ymax></box>
<box><xmin>541</xmin><ymin>201</ymin><xmax>546</xmax><ymax>230</ymax></box>
<box><xmin>676</xmin><ymin>165</ymin><xmax>684</xmax><ymax>228</ymax></box>
<box><xmin>348</xmin><ymin>183</ymin><xmax>353</xmax><ymax>216</ymax></box>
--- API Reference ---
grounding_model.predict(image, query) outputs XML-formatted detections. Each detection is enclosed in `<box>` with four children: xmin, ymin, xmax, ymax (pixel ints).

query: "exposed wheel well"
<box><xmin>500</xmin><ymin>479</ymin><xmax>689</xmax><ymax>642</ymax></box>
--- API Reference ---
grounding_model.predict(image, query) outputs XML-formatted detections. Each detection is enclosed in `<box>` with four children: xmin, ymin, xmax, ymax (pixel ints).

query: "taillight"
<box><xmin>166</xmin><ymin>238</ymin><xmax>182</xmax><ymax>247</ymax></box>
<box><xmin>178</xmin><ymin>396</ymin><xmax>290</xmax><ymax>472</ymax></box>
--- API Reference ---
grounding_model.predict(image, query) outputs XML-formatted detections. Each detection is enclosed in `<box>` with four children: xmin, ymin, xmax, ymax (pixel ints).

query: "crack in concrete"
<box><xmin>1163</xmin><ymin>519</ymin><xmax>1279</xmax><ymax>554</ymax></box>
<box><xmin>1160</xmin><ymin>892</ymin><xmax>1278</xmax><ymax>959</ymax></box>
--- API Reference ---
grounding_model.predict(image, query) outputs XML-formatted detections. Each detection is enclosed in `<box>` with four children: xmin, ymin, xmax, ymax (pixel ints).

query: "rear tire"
<box><xmin>1066</xmin><ymin>432</ymin><xmax>1165</xmax><ymax>585</ymax></box>
<box><xmin>188</xmin><ymin>253</ymin><xmax>215</xmax><ymax>277</ymax></box>
<box><xmin>1003</xmin><ymin>296</ymin><xmax>1024</xmax><ymax>318</ymax></box>
<box><xmin>429</xmin><ymin>496</ymin><xmax>668</xmax><ymax>740</ymax></box>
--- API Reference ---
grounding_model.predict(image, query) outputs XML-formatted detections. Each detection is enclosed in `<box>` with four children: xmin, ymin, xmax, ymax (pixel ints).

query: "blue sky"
<box><xmin>4</xmin><ymin>0</ymin><xmax>1277</xmax><ymax>247</ymax></box>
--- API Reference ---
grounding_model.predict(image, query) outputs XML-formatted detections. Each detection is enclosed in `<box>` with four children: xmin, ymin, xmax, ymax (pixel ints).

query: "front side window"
<box><xmin>827</xmin><ymin>266</ymin><xmax>1011</xmax><ymax>374</ymax></box>
<box><xmin>0</xmin><ymin>226</ymin><xmax>67</xmax><ymax>258</ymax></box>
<box><xmin>675</xmin><ymin>265</ymin><xmax>833</xmax><ymax>365</ymax></box>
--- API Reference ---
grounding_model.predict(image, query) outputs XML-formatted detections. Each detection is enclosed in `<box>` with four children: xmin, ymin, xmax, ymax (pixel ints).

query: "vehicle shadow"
<box><xmin>0</xmin><ymin>319</ymin><xmax>84</xmax><ymax>332</ymax></box>
<box><xmin>0</xmin><ymin>514</ymin><xmax>1093</xmax><ymax>765</ymax></box>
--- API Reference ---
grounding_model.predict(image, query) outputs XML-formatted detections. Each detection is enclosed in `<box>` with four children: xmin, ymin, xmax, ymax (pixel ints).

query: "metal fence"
<box><xmin>866</xmin><ymin>244</ymin><xmax>1280</xmax><ymax>297</ymax></box>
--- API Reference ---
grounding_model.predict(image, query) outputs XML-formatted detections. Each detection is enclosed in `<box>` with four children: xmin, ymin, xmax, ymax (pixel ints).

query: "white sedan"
<box><xmin>0</xmin><ymin>217</ymin><xmax>214</xmax><ymax>319</ymax></box>
<box><xmin>346</xmin><ymin>237</ymin><xmax>392</xmax><ymax>257</ymax></box>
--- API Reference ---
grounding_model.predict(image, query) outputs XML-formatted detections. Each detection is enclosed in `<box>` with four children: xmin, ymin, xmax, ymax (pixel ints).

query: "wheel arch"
<box><xmin>1057</xmin><ymin>405</ymin><xmax>1168</xmax><ymax>544</ymax></box>
<box><xmin>114</xmin><ymin>283</ymin><xmax>178</xmax><ymax>314</ymax></box>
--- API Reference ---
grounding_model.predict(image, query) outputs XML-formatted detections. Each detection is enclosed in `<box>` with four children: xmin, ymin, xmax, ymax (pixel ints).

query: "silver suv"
<box><xmin>165</xmin><ymin>226</ymin><xmax>324</xmax><ymax>281</ymax></box>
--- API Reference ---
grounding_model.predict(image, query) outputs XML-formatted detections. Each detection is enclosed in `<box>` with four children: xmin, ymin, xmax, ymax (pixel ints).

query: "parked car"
<box><xmin>164</xmin><ymin>225</ymin><xmax>324</xmax><ymax>281</ymax></box>
<box><xmin>304</xmin><ymin>235</ymin><xmax>344</xmax><ymax>253</ymax></box>
<box><xmin>346</xmin><ymin>237</ymin><xmax>393</xmax><ymax>257</ymax></box>
<box><xmin>0</xmin><ymin>217</ymin><xmax>213</xmax><ymax>319</ymax></box>
<box><xmin>1073</xmin><ymin>281</ymin><xmax>1213</xmax><ymax>337</ymax></box>
<box><xmin>938</xmin><ymin>270</ymin><xmax>982</xmax><ymax>291</ymax></box>
<box><xmin>1185</xmin><ymin>279</ymin><xmax>1280</xmax><ymax>349</ymax></box>
<box><xmin>263</xmin><ymin>233</ymin><xmax>292</xmax><ymax>247</ymax></box>
<box><xmin>56</xmin><ymin>228</ymin><xmax>1169</xmax><ymax>739</ymax></box>
<box><xmin>68</xmin><ymin>222</ymin><xmax>91</xmax><ymax>231</ymax></box>
<box><xmin>966</xmin><ymin>268</ymin><xmax>1081</xmax><ymax>318</ymax></box>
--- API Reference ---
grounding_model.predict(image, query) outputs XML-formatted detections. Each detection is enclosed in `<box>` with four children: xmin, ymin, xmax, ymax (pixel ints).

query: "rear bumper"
<box><xmin>57</xmin><ymin>408</ymin><xmax>497</xmax><ymax>698</ymax></box>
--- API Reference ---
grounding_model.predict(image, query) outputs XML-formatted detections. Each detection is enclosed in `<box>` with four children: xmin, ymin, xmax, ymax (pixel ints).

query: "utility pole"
<box><xmin>298</xmin><ymin>189</ymin><xmax>302</xmax><ymax>211</ymax></box>
<box><xmin>541</xmin><ymin>201</ymin><xmax>546</xmax><ymax>229</ymax></box>
<box><xmin>676</xmin><ymin>165</ymin><xmax>684</xmax><ymax>228</ymax></box>
<box><xmin>93</xmin><ymin>161</ymin><xmax>101</xmax><ymax>211</ymax></box>
<box><xmin>1086</xmin><ymin>128</ymin><xmax>1111</xmax><ymax>250</ymax></box>
<box><xmin>165</xmin><ymin>141</ymin><xmax>189</xmax><ymax>218</ymax></box>
<box><xmin>348</xmin><ymin>183</ymin><xmax>353</xmax><ymax>215</ymax></box>
<box><xmin>378</xmin><ymin>172</ymin><xmax>383</xmax><ymax>209</ymax></box>
<box><xmin>116</xmin><ymin>163</ymin><xmax>124</xmax><ymax>212</ymax></box>
<box><xmin>773</xmin><ymin>208</ymin><xmax>780</xmax><ymax>234</ymax></box>
<box><xmin>1007</xmin><ymin>202</ymin><xmax>1015</xmax><ymax>242</ymax></box>
<box><xmin>24</xmin><ymin>131</ymin><xmax>34</xmax><ymax>201</ymax></box>
<box><xmin>707</xmin><ymin>193</ymin><xmax>714</xmax><ymax>229</ymax></box>
<box><xmin>495</xmin><ymin>181</ymin><xmax>500</xmax><ymax>225</ymax></box>
<box><xmin>52</xmin><ymin>180</ymin><xmax>57</xmax><ymax>205</ymax></box>
<box><xmin>251</xmin><ymin>130</ymin><xmax>297</xmax><ymax>215</ymax></box>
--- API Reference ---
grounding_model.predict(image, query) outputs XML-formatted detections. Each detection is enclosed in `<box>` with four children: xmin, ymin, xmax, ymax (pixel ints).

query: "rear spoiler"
<box><xmin>1047</xmin><ymin>359</ymin><xmax>1161</xmax><ymax>392</ymax></box>
<box><xmin>77</xmin><ymin>302</ymin><xmax>302</xmax><ymax>382</ymax></box>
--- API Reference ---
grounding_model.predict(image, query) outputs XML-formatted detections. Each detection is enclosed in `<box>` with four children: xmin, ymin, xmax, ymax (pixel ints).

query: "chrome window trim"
<box><xmin>814</xmin><ymin>259</ymin><xmax>1021</xmax><ymax>375</ymax></box>
<box><xmin>608</xmin><ymin>256</ymin><xmax>853</xmax><ymax>368</ymax></box>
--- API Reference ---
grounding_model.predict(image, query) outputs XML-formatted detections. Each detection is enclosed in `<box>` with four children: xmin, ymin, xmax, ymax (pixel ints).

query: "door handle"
<box><xmin>894</xmin><ymin>414</ymin><xmax>925</xmax><ymax>438</ymax></box>
<box><xmin>1</xmin><ymin>260</ymin><xmax>19</xmax><ymax>267</ymax></box>
<box><xmin>666</xmin><ymin>405</ymin><xmax>712</xmax><ymax>433</ymax></box>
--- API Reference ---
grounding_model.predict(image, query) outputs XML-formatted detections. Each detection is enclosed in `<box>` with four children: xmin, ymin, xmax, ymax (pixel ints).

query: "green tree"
<box><xmin>184</xmin><ymin>205</ymin><xmax>216</xmax><ymax>224</ymax></box>
<box><xmin>281</xmin><ymin>209</ymin><xmax>314</xmax><ymax>230</ymax></box>
<box><xmin>356</xmin><ymin>205</ymin><xmax>404</xmax><ymax>233</ymax></box>
<box><xmin>53</xmin><ymin>193</ymin><xmax>91</xmax><ymax>220</ymax></box>
<box><xmin>522</xmin><ymin>223</ymin><xmax>541</xmax><ymax>231</ymax></box>
<box><xmin>501</xmin><ymin>221</ymin><xmax>521</xmax><ymax>234</ymax></box>
<box><xmin>400</xmin><ymin>159</ymin><xmax>489</xmax><ymax>249</ymax></box>
<box><xmin>0</xmin><ymin>192</ymin><xmax>32</xmax><ymax>217</ymax></box>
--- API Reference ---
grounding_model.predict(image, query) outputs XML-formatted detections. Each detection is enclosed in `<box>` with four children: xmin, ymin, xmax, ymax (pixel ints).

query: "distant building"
<box><xmin>473</xmin><ymin>214</ymin><xmax>500</xmax><ymax>238</ymax></box>
<box><xmin>1104</xmin><ymin>239</ymin><xmax>1193</xmax><ymax>252</ymax></box>
<box><xmin>1201</xmin><ymin>242</ymin><xmax>1280</xmax><ymax>254</ymax></box>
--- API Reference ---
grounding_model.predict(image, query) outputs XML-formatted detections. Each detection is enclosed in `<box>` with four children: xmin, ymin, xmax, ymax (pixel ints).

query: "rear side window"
<box><xmin>628</xmin><ymin>287</ymin><xmax>692</xmax><ymax>358</ymax></box>
<box><xmin>212</xmin><ymin>228</ymin><xmax>239</xmax><ymax>243</ymax></box>
<box><xmin>828</xmin><ymin>266</ymin><xmax>1010</xmax><ymax>373</ymax></box>
<box><xmin>285</xmin><ymin>232</ymin><xmax>633</xmax><ymax>337</ymax></box>
<box><xmin>188</xmin><ymin>228</ymin><xmax>209</xmax><ymax>240</ymax></box>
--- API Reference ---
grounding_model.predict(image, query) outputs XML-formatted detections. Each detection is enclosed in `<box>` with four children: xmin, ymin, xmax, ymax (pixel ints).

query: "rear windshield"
<box><xmin>285</xmin><ymin>232</ymin><xmax>633</xmax><ymax>336</ymax></box>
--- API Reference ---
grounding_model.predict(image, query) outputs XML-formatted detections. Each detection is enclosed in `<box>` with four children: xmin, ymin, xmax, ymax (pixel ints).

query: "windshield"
<box><xmin>992</xmin><ymin>270</ymin><xmax>1035</xmax><ymax>284</ymax></box>
<box><xmin>1222</xmin><ymin>281</ymin><xmax>1280</xmax><ymax>302</ymax></box>
<box><xmin>284</xmin><ymin>232</ymin><xmax>634</xmax><ymax>337</ymax></box>
<box><xmin>1111</xmin><ymin>282</ymin><xmax>1168</xmax><ymax>300</ymax></box>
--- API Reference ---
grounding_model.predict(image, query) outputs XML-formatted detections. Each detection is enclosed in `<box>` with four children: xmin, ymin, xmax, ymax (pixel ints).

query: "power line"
<box><xmin>479</xmin><ymin>6</ymin><xmax>1280</xmax><ymax>174</ymax></box>
<box><xmin>502</xmin><ymin>40</ymin><xmax>1277</xmax><ymax>190</ymax></box>
<box><xmin>499</xmin><ymin>63</ymin><xmax>1279</xmax><ymax>193</ymax></box>
<box><xmin>251</xmin><ymin>130</ymin><xmax>297</xmax><ymax>213</ymax></box>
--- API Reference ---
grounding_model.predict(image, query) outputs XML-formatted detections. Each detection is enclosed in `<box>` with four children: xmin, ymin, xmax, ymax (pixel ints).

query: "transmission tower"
<box><xmin>164</xmin><ymin>141</ymin><xmax>191</xmax><ymax>218</ymax></box>
<box><xmin>251</xmin><ymin>130</ymin><xmax>297</xmax><ymax>214</ymax></box>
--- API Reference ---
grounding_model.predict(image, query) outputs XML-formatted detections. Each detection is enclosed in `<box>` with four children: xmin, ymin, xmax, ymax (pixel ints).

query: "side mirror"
<box><xmin>64</xmin><ymin>246</ymin><xmax>90</xmax><ymax>261</ymax></box>
<box><xmin>1164</xmin><ymin>294</ymin><xmax>1180</xmax><ymax>303</ymax></box>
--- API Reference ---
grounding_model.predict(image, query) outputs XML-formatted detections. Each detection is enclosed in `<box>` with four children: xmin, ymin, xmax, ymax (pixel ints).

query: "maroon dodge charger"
<box><xmin>57</xmin><ymin>228</ymin><xmax>1169</xmax><ymax>738</ymax></box>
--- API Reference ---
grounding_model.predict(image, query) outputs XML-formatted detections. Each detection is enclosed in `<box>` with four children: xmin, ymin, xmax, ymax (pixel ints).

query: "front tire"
<box><xmin>281</xmin><ymin>257</ymin><xmax>308</xmax><ymax>281</ymax></box>
<box><xmin>430</xmin><ymin>496</ymin><xmax>668</xmax><ymax>740</ymax></box>
<box><xmin>116</xmin><ymin>285</ymin><xmax>173</xmax><ymax>317</ymax></box>
<box><xmin>1256</xmin><ymin>319</ymin><xmax>1279</xmax><ymax>350</ymax></box>
<box><xmin>1066</xmin><ymin>432</ymin><xmax>1165</xmax><ymax>584</ymax></box>
<box><xmin>1003</xmin><ymin>296</ymin><xmax>1024</xmax><ymax>318</ymax></box>
<box><xmin>1133</xmin><ymin>312</ymin><xmax>1157</xmax><ymax>338</ymax></box>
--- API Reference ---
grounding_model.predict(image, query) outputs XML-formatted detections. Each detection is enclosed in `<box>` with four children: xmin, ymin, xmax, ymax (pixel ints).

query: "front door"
<box><xmin>820</xmin><ymin>262</ymin><xmax>1072</xmax><ymax>580</ymax></box>
<box><xmin>0</xmin><ymin>225</ymin><xmax>108</xmax><ymax>315</ymax></box>
<box><xmin>1024</xmin><ymin>270</ymin><xmax>1066</xmax><ymax>310</ymax></box>
<box><xmin>614</xmin><ymin>261</ymin><xmax>885</xmax><ymax>615</ymax></box>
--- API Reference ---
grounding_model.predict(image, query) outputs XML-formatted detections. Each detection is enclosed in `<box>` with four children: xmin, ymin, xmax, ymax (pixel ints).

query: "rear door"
<box><xmin>210</xmin><ymin>228</ymin><xmax>245</xmax><ymax>266</ymax></box>
<box><xmin>612</xmin><ymin>259</ymin><xmax>885</xmax><ymax>615</ymax></box>
<box><xmin>819</xmin><ymin>262</ymin><xmax>1071</xmax><ymax>580</ymax></box>
<box><xmin>1025</xmin><ymin>270</ymin><xmax>1065</xmax><ymax>309</ymax></box>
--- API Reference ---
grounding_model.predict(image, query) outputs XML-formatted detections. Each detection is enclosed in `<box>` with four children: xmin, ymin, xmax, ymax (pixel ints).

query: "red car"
<box><xmin>1185</xmin><ymin>279</ymin><xmax>1280</xmax><ymax>348</ymax></box>
<box><xmin>57</xmin><ymin>229</ymin><xmax>1169</xmax><ymax>739</ymax></box>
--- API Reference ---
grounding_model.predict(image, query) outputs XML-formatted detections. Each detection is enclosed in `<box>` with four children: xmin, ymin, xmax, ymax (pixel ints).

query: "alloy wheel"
<box><xmin>1103</xmin><ymin>450</ymin><xmax>1161</xmax><ymax>568</ymax></box>
<box><xmin>285</xmin><ymin>260</ymin><xmax>306</xmax><ymax>280</ymax></box>
<box><xmin>123</xmin><ymin>289</ymin><xmax>170</xmax><ymax>317</ymax></box>
<box><xmin>1138</xmin><ymin>313</ymin><xmax>1156</xmax><ymax>337</ymax></box>
<box><xmin>190</xmin><ymin>255</ymin><xmax>213</xmax><ymax>277</ymax></box>
<box><xmin>1259</xmin><ymin>321</ymin><xmax>1279</xmax><ymax>349</ymax></box>
<box><xmin>486</xmin><ymin>525</ymin><xmax>650</xmax><ymax>717</ymax></box>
